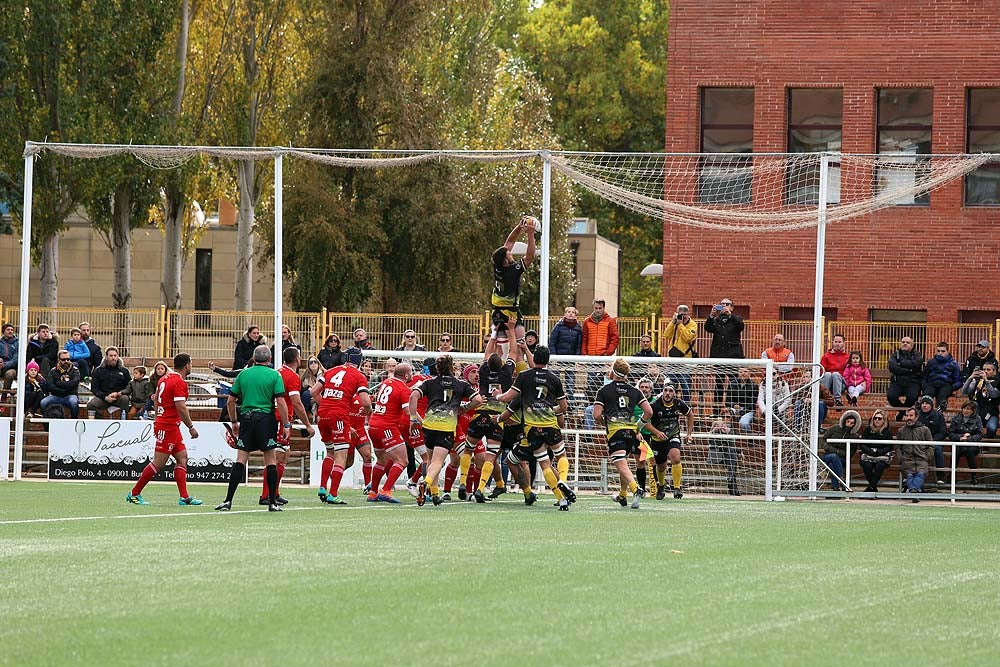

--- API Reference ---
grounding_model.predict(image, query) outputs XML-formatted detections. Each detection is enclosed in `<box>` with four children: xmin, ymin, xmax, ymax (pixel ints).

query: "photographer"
<box><xmin>961</xmin><ymin>339</ymin><xmax>997</xmax><ymax>381</ymax></box>
<box><xmin>662</xmin><ymin>304</ymin><xmax>696</xmax><ymax>400</ymax></box>
<box><xmin>704</xmin><ymin>298</ymin><xmax>744</xmax><ymax>404</ymax></box>
<box><xmin>962</xmin><ymin>362</ymin><xmax>1000</xmax><ymax>437</ymax></box>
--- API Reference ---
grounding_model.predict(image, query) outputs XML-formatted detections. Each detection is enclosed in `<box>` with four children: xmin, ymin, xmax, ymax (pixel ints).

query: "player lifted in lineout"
<box><xmin>491</xmin><ymin>215</ymin><xmax>538</xmax><ymax>344</ymax></box>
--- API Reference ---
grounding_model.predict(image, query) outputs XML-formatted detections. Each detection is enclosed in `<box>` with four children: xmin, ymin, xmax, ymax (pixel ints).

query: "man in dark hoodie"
<box><xmin>0</xmin><ymin>323</ymin><xmax>18</xmax><ymax>390</ymax></box>
<box><xmin>87</xmin><ymin>346</ymin><xmax>132</xmax><ymax>419</ymax></box>
<box><xmin>921</xmin><ymin>342</ymin><xmax>962</xmax><ymax>410</ymax></box>
<box><xmin>27</xmin><ymin>323</ymin><xmax>60</xmax><ymax>377</ymax></box>
<box><xmin>916</xmin><ymin>395</ymin><xmax>948</xmax><ymax>485</ymax></box>
<box><xmin>961</xmin><ymin>339</ymin><xmax>997</xmax><ymax>382</ymax></box>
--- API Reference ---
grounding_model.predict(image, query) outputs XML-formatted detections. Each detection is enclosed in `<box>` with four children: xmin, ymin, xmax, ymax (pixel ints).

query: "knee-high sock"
<box><xmin>362</xmin><ymin>461</ymin><xmax>373</xmax><ymax>488</ymax></box>
<box><xmin>329</xmin><ymin>464</ymin><xmax>345</xmax><ymax>497</ymax></box>
<box><xmin>541</xmin><ymin>466</ymin><xmax>560</xmax><ymax>494</ymax></box>
<box><xmin>477</xmin><ymin>461</ymin><xmax>494</xmax><ymax>492</ymax></box>
<box><xmin>265</xmin><ymin>464</ymin><xmax>278</xmax><ymax>503</ymax></box>
<box><xmin>655</xmin><ymin>465</ymin><xmax>666</xmax><ymax>486</ymax></box>
<box><xmin>636</xmin><ymin>466</ymin><xmax>647</xmax><ymax>490</ymax></box>
<box><xmin>131</xmin><ymin>463</ymin><xmax>158</xmax><ymax>496</ymax></box>
<box><xmin>275</xmin><ymin>463</ymin><xmax>285</xmax><ymax>495</ymax></box>
<box><xmin>468</xmin><ymin>465</ymin><xmax>481</xmax><ymax>492</ymax></box>
<box><xmin>225</xmin><ymin>461</ymin><xmax>246</xmax><ymax>503</ymax></box>
<box><xmin>381</xmin><ymin>462</ymin><xmax>405</xmax><ymax>493</ymax></box>
<box><xmin>557</xmin><ymin>456</ymin><xmax>569</xmax><ymax>483</ymax></box>
<box><xmin>174</xmin><ymin>465</ymin><xmax>189</xmax><ymax>499</ymax></box>
<box><xmin>672</xmin><ymin>462</ymin><xmax>683</xmax><ymax>489</ymax></box>
<box><xmin>425</xmin><ymin>473</ymin><xmax>440</xmax><ymax>496</ymax></box>
<box><xmin>459</xmin><ymin>452</ymin><xmax>472</xmax><ymax>485</ymax></box>
<box><xmin>444</xmin><ymin>464</ymin><xmax>458</xmax><ymax>493</ymax></box>
<box><xmin>321</xmin><ymin>456</ymin><xmax>334</xmax><ymax>490</ymax></box>
<box><xmin>369</xmin><ymin>463</ymin><xmax>386</xmax><ymax>492</ymax></box>
<box><xmin>409</xmin><ymin>465</ymin><xmax>423</xmax><ymax>484</ymax></box>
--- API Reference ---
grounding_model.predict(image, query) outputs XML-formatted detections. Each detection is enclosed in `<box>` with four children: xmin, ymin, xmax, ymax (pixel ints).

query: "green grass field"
<box><xmin>2</xmin><ymin>482</ymin><xmax>998</xmax><ymax>667</ymax></box>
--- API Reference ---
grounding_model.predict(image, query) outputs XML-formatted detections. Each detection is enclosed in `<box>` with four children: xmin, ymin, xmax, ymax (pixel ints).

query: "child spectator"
<box><xmin>146</xmin><ymin>361</ymin><xmax>170</xmax><ymax>415</ymax></box>
<box><xmin>842</xmin><ymin>351</ymin><xmax>872</xmax><ymax>407</ymax></box>
<box><xmin>123</xmin><ymin>366</ymin><xmax>153</xmax><ymax>419</ymax></box>
<box><xmin>63</xmin><ymin>327</ymin><xmax>92</xmax><ymax>378</ymax></box>
<box><xmin>23</xmin><ymin>359</ymin><xmax>48</xmax><ymax>417</ymax></box>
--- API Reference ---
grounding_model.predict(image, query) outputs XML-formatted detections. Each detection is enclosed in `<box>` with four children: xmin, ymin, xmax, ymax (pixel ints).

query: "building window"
<box><xmin>779</xmin><ymin>306</ymin><xmax>838</xmax><ymax>321</ymax></box>
<box><xmin>787</xmin><ymin>88</ymin><xmax>842</xmax><ymax>205</ymax></box>
<box><xmin>966</xmin><ymin>88</ymin><xmax>1000</xmax><ymax>205</ymax></box>
<box><xmin>699</xmin><ymin>87</ymin><xmax>754</xmax><ymax>204</ymax></box>
<box><xmin>877</xmin><ymin>88</ymin><xmax>932</xmax><ymax>206</ymax></box>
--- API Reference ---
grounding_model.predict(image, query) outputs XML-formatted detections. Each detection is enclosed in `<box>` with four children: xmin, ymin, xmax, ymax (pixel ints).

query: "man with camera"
<box><xmin>704</xmin><ymin>298</ymin><xmax>744</xmax><ymax>405</ymax></box>
<box><xmin>663</xmin><ymin>304</ymin><xmax>697</xmax><ymax>400</ymax></box>
<box><xmin>961</xmin><ymin>339</ymin><xmax>997</xmax><ymax>382</ymax></box>
<box><xmin>962</xmin><ymin>361</ymin><xmax>1000</xmax><ymax>437</ymax></box>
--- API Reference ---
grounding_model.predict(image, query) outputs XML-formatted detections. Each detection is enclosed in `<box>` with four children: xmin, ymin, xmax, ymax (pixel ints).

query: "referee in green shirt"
<box><xmin>215</xmin><ymin>345</ymin><xmax>290</xmax><ymax>512</ymax></box>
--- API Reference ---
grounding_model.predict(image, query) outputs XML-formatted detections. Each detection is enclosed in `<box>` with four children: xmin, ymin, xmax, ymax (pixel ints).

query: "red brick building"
<box><xmin>663</xmin><ymin>0</ymin><xmax>1000</xmax><ymax>329</ymax></box>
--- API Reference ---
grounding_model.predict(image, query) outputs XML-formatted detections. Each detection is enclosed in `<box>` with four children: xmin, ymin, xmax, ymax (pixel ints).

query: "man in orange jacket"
<box><xmin>582</xmin><ymin>299</ymin><xmax>619</xmax><ymax>400</ymax></box>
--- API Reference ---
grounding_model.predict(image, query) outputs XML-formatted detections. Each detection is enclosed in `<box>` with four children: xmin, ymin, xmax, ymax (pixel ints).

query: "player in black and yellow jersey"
<box><xmin>490</xmin><ymin>216</ymin><xmax>537</xmax><ymax>343</ymax></box>
<box><xmin>647</xmin><ymin>383</ymin><xmax>694</xmax><ymax>500</ymax></box>
<box><xmin>409</xmin><ymin>355</ymin><xmax>483</xmax><ymax>506</ymax></box>
<box><xmin>496</xmin><ymin>345</ymin><xmax>576</xmax><ymax>510</ymax></box>
<box><xmin>494</xmin><ymin>396</ymin><xmax>538</xmax><ymax>506</ymax></box>
<box><xmin>593</xmin><ymin>358</ymin><xmax>657</xmax><ymax>509</ymax></box>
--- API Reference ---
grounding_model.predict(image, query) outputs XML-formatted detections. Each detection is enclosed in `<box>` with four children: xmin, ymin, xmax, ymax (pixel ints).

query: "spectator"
<box><xmin>147</xmin><ymin>361</ymin><xmax>169</xmax><ymax>415</ymax></box>
<box><xmin>859</xmin><ymin>410</ymin><xmax>894</xmax><ymax>492</ymax></box>
<box><xmin>233</xmin><ymin>325</ymin><xmax>263</xmax><ymax>370</ymax></box>
<box><xmin>353</xmin><ymin>328</ymin><xmax>374</xmax><ymax>350</ymax></box>
<box><xmin>299</xmin><ymin>356</ymin><xmax>323</xmax><ymax>419</ymax></box>
<box><xmin>961</xmin><ymin>339</ymin><xmax>997</xmax><ymax>381</ymax></box>
<box><xmin>819</xmin><ymin>334</ymin><xmax>849</xmax><ymax>405</ymax></box>
<box><xmin>726</xmin><ymin>367</ymin><xmax>758</xmax><ymax>431</ymax></box>
<box><xmin>704</xmin><ymin>297</ymin><xmax>744</xmax><ymax>403</ymax></box>
<box><xmin>887</xmin><ymin>336</ymin><xmax>924</xmax><ymax>420</ymax></box>
<box><xmin>842</xmin><ymin>351</ymin><xmax>872</xmax><ymax>407</ymax></box>
<box><xmin>78</xmin><ymin>322</ymin><xmax>103</xmax><ymax>370</ymax></box>
<box><xmin>793</xmin><ymin>382</ymin><xmax>835</xmax><ymax>432</ymax></box>
<box><xmin>23</xmin><ymin>359</ymin><xmax>48</xmax><ymax>417</ymax></box>
<box><xmin>896</xmin><ymin>407</ymin><xmax>934</xmax><ymax>500</ymax></box>
<box><xmin>438</xmin><ymin>332</ymin><xmax>456</xmax><ymax>354</ymax></box>
<box><xmin>63</xmin><ymin>327</ymin><xmax>92</xmax><ymax>378</ymax></box>
<box><xmin>549</xmin><ymin>307</ymin><xmax>583</xmax><ymax>354</ymax></box>
<box><xmin>706</xmin><ymin>415</ymin><xmax>741</xmax><ymax>496</ymax></box>
<box><xmin>523</xmin><ymin>330</ymin><xmax>539</xmax><ymax>355</ymax></box>
<box><xmin>394</xmin><ymin>329</ymin><xmax>427</xmax><ymax>357</ymax></box>
<box><xmin>270</xmin><ymin>325</ymin><xmax>300</xmax><ymax>366</ymax></box>
<box><xmin>949</xmin><ymin>401</ymin><xmax>984</xmax><ymax>485</ymax></box>
<box><xmin>87</xmin><ymin>346</ymin><xmax>131</xmax><ymax>419</ymax></box>
<box><xmin>761</xmin><ymin>333</ymin><xmax>794</xmax><ymax>373</ymax></box>
<box><xmin>0</xmin><ymin>323</ymin><xmax>17</xmax><ymax>390</ymax></box>
<box><xmin>663</xmin><ymin>304</ymin><xmax>696</xmax><ymax>401</ymax></box>
<box><xmin>820</xmin><ymin>409</ymin><xmax>861</xmax><ymax>492</ymax></box>
<box><xmin>756</xmin><ymin>373</ymin><xmax>791</xmax><ymax>425</ymax></box>
<box><xmin>921</xmin><ymin>341</ymin><xmax>962</xmax><ymax>410</ymax></box>
<box><xmin>41</xmin><ymin>350</ymin><xmax>81</xmax><ymax>419</ymax></box>
<box><xmin>318</xmin><ymin>334</ymin><xmax>346</xmax><ymax>370</ymax></box>
<box><xmin>916</xmin><ymin>395</ymin><xmax>948</xmax><ymax>486</ymax></box>
<box><xmin>581</xmin><ymin>299</ymin><xmax>619</xmax><ymax>356</ymax></box>
<box><xmin>27</xmin><ymin>323</ymin><xmax>60</xmax><ymax>377</ymax></box>
<box><xmin>635</xmin><ymin>333</ymin><xmax>659</xmax><ymax>357</ymax></box>
<box><xmin>122</xmin><ymin>365</ymin><xmax>153</xmax><ymax>419</ymax></box>
<box><xmin>961</xmin><ymin>361</ymin><xmax>999</xmax><ymax>437</ymax></box>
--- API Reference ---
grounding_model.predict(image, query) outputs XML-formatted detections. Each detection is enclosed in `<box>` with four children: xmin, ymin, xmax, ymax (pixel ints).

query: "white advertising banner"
<box><xmin>307</xmin><ymin>432</ymin><xmax>364</xmax><ymax>488</ymax></box>
<box><xmin>0</xmin><ymin>418</ymin><xmax>9</xmax><ymax>479</ymax></box>
<box><xmin>47</xmin><ymin>419</ymin><xmax>235</xmax><ymax>483</ymax></box>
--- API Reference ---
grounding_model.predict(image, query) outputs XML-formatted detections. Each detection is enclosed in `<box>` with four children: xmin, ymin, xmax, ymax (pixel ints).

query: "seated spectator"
<box><xmin>842</xmin><ymin>351</ymin><xmax>872</xmax><ymax>407</ymax></box>
<box><xmin>122</xmin><ymin>365</ymin><xmax>153</xmax><ymax>419</ymax></box>
<box><xmin>233</xmin><ymin>325</ymin><xmax>263</xmax><ymax>370</ymax></box>
<box><xmin>793</xmin><ymin>381</ymin><xmax>835</xmax><ymax>432</ymax></box>
<box><xmin>819</xmin><ymin>409</ymin><xmax>861</xmax><ymax>492</ymax></box>
<box><xmin>761</xmin><ymin>333</ymin><xmax>794</xmax><ymax>373</ymax></box>
<box><xmin>962</xmin><ymin>362</ymin><xmax>999</xmax><ymax>437</ymax></box>
<box><xmin>887</xmin><ymin>336</ymin><xmax>924</xmax><ymax>420</ymax></box>
<box><xmin>63</xmin><ymin>327</ymin><xmax>92</xmax><ymax>378</ymax></box>
<box><xmin>727</xmin><ymin>367</ymin><xmax>758</xmax><ymax>431</ymax></box>
<box><xmin>353</xmin><ymin>328</ymin><xmax>374</xmax><ymax>350</ymax></box>
<box><xmin>41</xmin><ymin>350</ymin><xmax>81</xmax><ymax>418</ymax></box>
<box><xmin>23</xmin><ymin>360</ymin><xmax>48</xmax><ymax>417</ymax></box>
<box><xmin>300</xmin><ymin>356</ymin><xmax>323</xmax><ymax>418</ymax></box>
<box><xmin>916</xmin><ymin>396</ymin><xmax>948</xmax><ymax>486</ymax></box>
<box><xmin>318</xmin><ymin>334</ymin><xmax>346</xmax><ymax>370</ymax></box>
<box><xmin>961</xmin><ymin>339</ymin><xmax>997</xmax><ymax>381</ymax></box>
<box><xmin>27</xmin><ymin>323</ymin><xmax>59</xmax><ymax>377</ymax></box>
<box><xmin>0</xmin><ymin>323</ymin><xmax>18</xmax><ymax>390</ymax></box>
<box><xmin>756</xmin><ymin>373</ymin><xmax>791</xmax><ymax>427</ymax></box>
<box><xmin>438</xmin><ymin>332</ymin><xmax>456</xmax><ymax>354</ymax></box>
<box><xmin>949</xmin><ymin>400</ymin><xmax>984</xmax><ymax>485</ymax></box>
<box><xmin>635</xmin><ymin>332</ymin><xmax>659</xmax><ymax>357</ymax></box>
<box><xmin>706</xmin><ymin>415</ymin><xmax>741</xmax><ymax>496</ymax></box>
<box><xmin>819</xmin><ymin>334</ymin><xmax>849</xmax><ymax>405</ymax></box>
<box><xmin>859</xmin><ymin>410</ymin><xmax>894</xmax><ymax>492</ymax></box>
<box><xmin>922</xmin><ymin>342</ymin><xmax>962</xmax><ymax>410</ymax></box>
<box><xmin>896</xmin><ymin>407</ymin><xmax>934</xmax><ymax>500</ymax></box>
<box><xmin>87</xmin><ymin>346</ymin><xmax>131</xmax><ymax>419</ymax></box>
<box><xmin>79</xmin><ymin>322</ymin><xmax>103</xmax><ymax>370</ymax></box>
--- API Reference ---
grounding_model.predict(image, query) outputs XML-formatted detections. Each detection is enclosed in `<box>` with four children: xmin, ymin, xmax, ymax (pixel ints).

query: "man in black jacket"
<box><xmin>704</xmin><ymin>298</ymin><xmax>744</xmax><ymax>404</ymax></box>
<box><xmin>887</xmin><ymin>336</ymin><xmax>924</xmax><ymax>420</ymax></box>
<box><xmin>27</xmin><ymin>323</ymin><xmax>60</xmax><ymax>377</ymax></box>
<box><xmin>87</xmin><ymin>346</ymin><xmax>132</xmax><ymax>419</ymax></box>
<box><xmin>41</xmin><ymin>350</ymin><xmax>81</xmax><ymax>418</ymax></box>
<box><xmin>961</xmin><ymin>340</ymin><xmax>998</xmax><ymax>381</ymax></box>
<box><xmin>79</xmin><ymin>322</ymin><xmax>103</xmax><ymax>372</ymax></box>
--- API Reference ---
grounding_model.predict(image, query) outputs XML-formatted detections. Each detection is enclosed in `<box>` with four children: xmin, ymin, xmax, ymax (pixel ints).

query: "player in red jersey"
<box><xmin>310</xmin><ymin>347</ymin><xmax>371</xmax><ymax>505</ymax></box>
<box><xmin>349</xmin><ymin>386</ymin><xmax>375</xmax><ymax>493</ymax></box>
<box><xmin>260</xmin><ymin>347</ymin><xmax>316</xmax><ymax>505</ymax></box>
<box><xmin>366</xmin><ymin>361</ymin><xmax>416</xmax><ymax>503</ymax></box>
<box><xmin>126</xmin><ymin>354</ymin><xmax>202</xmax><ymax>506</ymax></box>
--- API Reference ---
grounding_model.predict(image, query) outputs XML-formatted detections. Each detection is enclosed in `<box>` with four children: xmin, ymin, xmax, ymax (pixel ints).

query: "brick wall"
<box><xmin>664</xmin><ymin>0</ymin><xmax>1000</xmax><ymax>322</ymax></box>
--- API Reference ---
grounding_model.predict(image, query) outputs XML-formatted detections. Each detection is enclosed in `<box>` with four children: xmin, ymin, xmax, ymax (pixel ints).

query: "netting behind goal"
<box><xmin>361</xmin><ymin>350</ymin><xmax>823</xmax><ymax>497</ymax></box>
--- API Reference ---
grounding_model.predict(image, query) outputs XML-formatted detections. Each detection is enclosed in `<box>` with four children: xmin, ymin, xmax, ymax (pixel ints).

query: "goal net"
<box><xmin>359</xmin><ymin>349</ymin><xmax>825</xmax><ymax>498</ymax></box>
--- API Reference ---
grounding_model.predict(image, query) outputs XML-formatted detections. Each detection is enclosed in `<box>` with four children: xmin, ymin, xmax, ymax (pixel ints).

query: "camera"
<box><xmin>713</xmin><ymin>304</ymin><xmax>724</xmax><ymax>312</ymax></box>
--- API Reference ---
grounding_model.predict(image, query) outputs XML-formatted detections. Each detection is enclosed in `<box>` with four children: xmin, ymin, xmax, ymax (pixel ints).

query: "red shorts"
<box><xmin>154</xmin><ymin>424</ymin><xmax>186</xmax><ymax>455</ymax></box>
<box><xmin>317</xmin><ymin>414</ymin><xmax>350</xmax><ymax>444</ymax></box>
<box><xmin>474</xmin><ymin>439</ymin><xmax>487</xmax><ymax>455</ymax></box>
<box><xmin>403</xmin><ymin>422</ymin><xmax>425</xmax><ymax>449</ymax></box>
<box><xmin>350</xmin><ymin>415</ymin><xmax>369</xmax><ymax>447</ymax></box>
<box><xmin>368</xmin><ymin>423</ymin><xmax>405</xmax><ymax>451</ymax></box>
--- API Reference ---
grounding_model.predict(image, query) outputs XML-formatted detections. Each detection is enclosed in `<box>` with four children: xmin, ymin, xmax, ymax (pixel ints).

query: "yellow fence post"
<box><xmin>320</xmin><ymin>308</ymin><xmax>328</xmax><ymax>346</ymax></box>
<box><xmin>161</xmin><ymin>306</ymin><xmax>170</xmax><ymax>358</ymax></box>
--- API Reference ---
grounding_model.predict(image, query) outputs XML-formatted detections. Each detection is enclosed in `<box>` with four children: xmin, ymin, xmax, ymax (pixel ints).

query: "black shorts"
<box><xmin>508</xmin><ymin>445</ymin><xmax>535</xmax><ymax>465</ymax></box>
<box><xmin>468</xmin><ymin>413</ymin><xmax>503</xmax><ymax>442</ymax></box>
<box><xmin>650</xmin><ymin>437</ymin><xmax>682</xmax><ymax>464</ymax></box>
<box><xmin>501</xmin><ymin>423</ymin><xmax>525</xmax><ymax>451</ymax></box>
<box><xmin>237</xmin><ymin>411</ymin><xmax>280</xmax><ymax>452</ymax></box>
<box><xmin>608</xmin><ymin>430</ymin><xmax>641</xmax><ymax>456</ymax></box>
<box><xmin>526</xmin><ymin>425</ymin><xmax>564</xmax><ymax>451</ymax></box>
<box><xmin>491</xmin><ymin>307</ymin><xmax>523</xmax><ymax>332</ymax></box>
<box><xmin>423</xmin><ymin>428</ymin><xmax>455</xmax><ymax>451</ymax></box>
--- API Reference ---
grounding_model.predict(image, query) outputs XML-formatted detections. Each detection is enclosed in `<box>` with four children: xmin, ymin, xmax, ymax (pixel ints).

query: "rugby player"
<box><xmin>490</xmin><ymin>216</ymin><xmax>536</xmax><ymax>343</ymax></box>
<box><xmin>464</xmin><ymin>337</ymin><xmax>517</xmax><ymax>502</ymax></box>
<box><xmin>646</xmin><ymin>382</ymin><xmax>694</xmax><ymax>500</ymax></box>
<box><xmin>260</xmin><ymin>346</ymin><xmax>316</xmax><ymax>505</ymax></box>
<box><xmin>366</xmin><ymin>362</ymin><xmax>414</xmax><ymax>503</ymax></box>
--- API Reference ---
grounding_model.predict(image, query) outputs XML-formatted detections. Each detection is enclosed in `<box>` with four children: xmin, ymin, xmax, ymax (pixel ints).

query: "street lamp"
<box><xmin>640</xmin><ymin>263</ymin><xmax>663</xmax><ymax>277</ymax></box>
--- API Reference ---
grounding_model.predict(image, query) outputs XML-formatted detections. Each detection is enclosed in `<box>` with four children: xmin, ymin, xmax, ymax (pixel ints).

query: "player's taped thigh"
<box><xmin>414</xmin><ymin>444</ymin><xmax>428</xmax><ymax>457</ymax></box>
<box><xmin>610</xmin><ymin>450</ymin><xmax>629</xmax><ymax>463</ymax></box>
<box><xmin>485</xmin><ymin>439</ymin><xmax>501</xmax><ymax>455</ymax></box>
<box><xmin>326</xmin><ymin>441</ymin><xmax>351</xmax><ymax>452</ymax></box>
<box><xmin>549</xmin><ymin>442</ymin><xmax>566</xmax><ymax>459</ymax></box>
<box><xmin>507</xmin><ymin>448</ymin><xmax>527</xmax><ymax>466</ymax></box>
